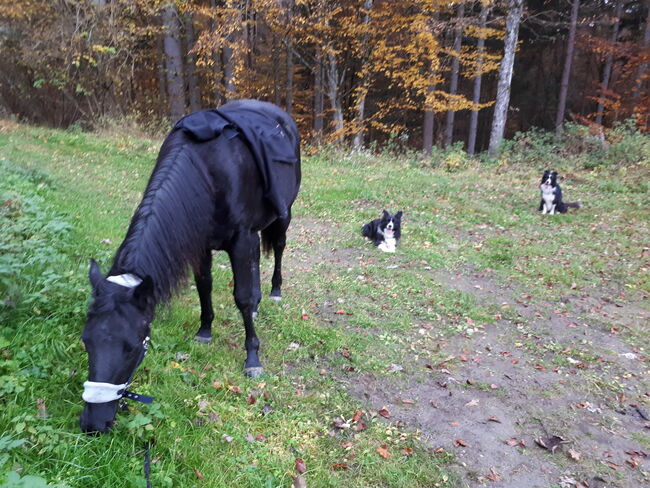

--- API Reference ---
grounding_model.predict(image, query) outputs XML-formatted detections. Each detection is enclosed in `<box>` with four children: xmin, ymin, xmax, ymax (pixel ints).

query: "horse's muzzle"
<box><xmin>79</xmin><ymin>401</ymin><xmax>119</xmax><ymax>434</ymax></box>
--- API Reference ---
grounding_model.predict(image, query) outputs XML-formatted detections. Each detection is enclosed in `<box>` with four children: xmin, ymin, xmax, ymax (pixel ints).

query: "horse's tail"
<box><xmin>261</xmin><ymin>218</ymin><xmax>289</xmax><ymax>257</ymax></box>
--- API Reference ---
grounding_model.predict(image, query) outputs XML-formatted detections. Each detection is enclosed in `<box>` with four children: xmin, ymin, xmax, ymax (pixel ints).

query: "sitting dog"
<box><xmin>539</xmin><ymin>170</ymin><xmax>581</xmax><ymax>215</ymax></box>
<box><xmin>362</xmin><ymin>210</ymin><xmax>402</xmax><ymax>252</ymax></box>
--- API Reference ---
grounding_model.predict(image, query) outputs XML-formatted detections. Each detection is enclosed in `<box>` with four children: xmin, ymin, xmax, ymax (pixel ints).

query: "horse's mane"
<box><xmin>109</xmin><ymin>130</ymin><xmax>214</xmax><ymax>303</ymax></box>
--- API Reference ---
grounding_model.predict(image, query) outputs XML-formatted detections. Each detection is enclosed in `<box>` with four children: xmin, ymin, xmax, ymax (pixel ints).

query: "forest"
<box><xmin>0</xmin><ymin>0</ymin><xmax>648</xmax><ymax>153</ymax></box>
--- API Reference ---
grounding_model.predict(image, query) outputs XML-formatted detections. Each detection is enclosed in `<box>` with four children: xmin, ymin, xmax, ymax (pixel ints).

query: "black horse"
<box><xmin>79</xmin><ymin>100</ymin><xmax>301</xmax><ymax>433</ymax></box>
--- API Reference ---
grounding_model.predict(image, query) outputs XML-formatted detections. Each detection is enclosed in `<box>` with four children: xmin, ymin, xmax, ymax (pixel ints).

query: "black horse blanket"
<box><xmin>174</xmin><ymin>100</ymin><xmax>299</xmax><ymax>219</ymax></box>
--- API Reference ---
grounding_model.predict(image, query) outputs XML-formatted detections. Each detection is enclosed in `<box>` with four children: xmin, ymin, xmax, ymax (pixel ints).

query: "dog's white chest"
<box><xmin>541</xmin><ymin>186</ymin><xmax>556</xmax><ymax>214</ymax></box>
<box><xmin>378</xmin><ymin>237</ymin><xmax>396</xmax><ymax>253</ymax></box>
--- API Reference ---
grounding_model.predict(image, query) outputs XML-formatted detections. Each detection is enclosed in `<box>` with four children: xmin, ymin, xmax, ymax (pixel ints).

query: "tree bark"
<box><xmin>163</xmin><ymin>2</ymin><xmax>185</xmax><ymax>123</ymax></box>
<box><xmin>468</xmin><ymin>4</ymin><xmax>489</xmax><ymax>155</ymax></box>
<box><xmin>555</xmin><ymin>0</ymin><xmax>580</xmax><ymax>135</ymax></box>
<box><xmin>313</xmin><ymin>48</ymin><xmax>324</xmax><ymax>144</ymax></box>
<box><xmin>326</xmin><ymin>49</ymin><xmax>344</xmax><ymax>144</ymax></box>
<box><xmin>488</xmin><ymin>0</ymin><xmax>524</xmax><ymax>156</ymax></box>
<box><xmin>285</xmin><ymin>0</ymin><xmax>295</xmax><ymax>115</ymax></box>
<box><xmin>352</xmin><ymin>0</ymin><xmax>373</xmax><ymax>150</ymax></box>
<box><xmin>423</xmin><ymin>12</ymin><xmax>440</xmax><ymax>156</ymax></box>
<box><xmin>444</xmin><ymin>3</ymin><xmax>465</xmax><ymax>147</ymax></box>
<box><xmin>210</xmin><ymin>0</ymin><xmax>223</xmax><ymax>106</ymax></box>
<box><xmin>184</xmin><ymin>13</ymin><xmax>201</xmax><ymax>113</ymax></box>
<box><xmin>595</xmin><ymin>0</ymin><xmax>623</xmax><ymax>126</ymax></box>
<box><xmin>633</xmin><ymin>6</ymin><xmax>650</xmax><ymax>99</ymax></box>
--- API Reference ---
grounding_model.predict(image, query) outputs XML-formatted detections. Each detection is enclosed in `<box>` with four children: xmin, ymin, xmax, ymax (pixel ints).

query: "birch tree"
<box><xmin>488</xmin><ymin>0</ymin><xmax>524</xmax><ymax>156</ymax></box>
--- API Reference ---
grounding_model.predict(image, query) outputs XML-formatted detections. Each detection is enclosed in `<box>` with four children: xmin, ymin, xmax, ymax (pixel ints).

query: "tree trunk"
<box><xmin>555</xmin><ymin>0</ymin><xmax>580</xmax><ymax>135</ymax></box>
<box><xmin>326</xmin><ymin>49</ymin><xmax>344</xmax><ymax>144</ymax></box>
<box><xmin>273</xmin><ymin>39</ymin><xmax>282</xmax><ymax>106</ymax></box>
<box><xmin>423</xmin><ymin>12</ymin><xmax>440</xmax><ymax>156</ymax></box>
<box><xmin>210</xmin><ymin>0</ymin><xmax>223</xmax><ymax>106</ymax></box>
<box><xmin>163</xmin><ymin>2</ymin><xmax>185</xmax><ymax>123</ymax></box>
<box><xmin>352</xmin><ymin>0</ymin><xmax>373</xmax><ymax>150</ymax></box>
<box><xmin>488</xmin><ymin>0</ymin><xmax>524</xmax><ymax>156</ymax></box>
<box><xmin>184</xmin><ymin>13</ymin><xmax>201</xmax><ymax>113</ymax></box>
<box><xmin>444</xmin><ymin>3</ymin><xmax>465</xmax><ymax>147</ymax></box>
<box><xmin>595</xmin><ymin>0</ymin><xmax>623</xmax><ymax>126</ymax></box>
<box><xmin>313</xmin><ymin>48</ymin><xmax>324</xmax><ymax>144</ymax></box>
<box><xmin>286</xmin><ymin>41</ymin><xmax>294</xmax><ymax>115</ymax></box>
<box><xmin>222</xmin><ymin>1</ymin><xmax>239</xmax><ymax>101</ymax></box>
<box><xmin>633</xmin><ymin>6</ymin><xmax>650</xmax><ymax>99</ymax></box>
<box><xmin>468</xmin><ymin>4</ymin><xmax>489</xmax><ymax>155</ymax></box>
<box><xmin>285</xmin><ymin>0</ymin><xmax>295</xmax><ymax>115</ymax></box>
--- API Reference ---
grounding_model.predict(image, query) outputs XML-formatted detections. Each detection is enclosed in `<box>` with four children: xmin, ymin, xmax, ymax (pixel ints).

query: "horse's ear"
<box><xmin>132</xmin><ymin>276</ymin><xmax>154</xmax><ymax>311</ymax></box>
<box><xmin>89</xmin><ymin>259</ymin><xmax>103</xmax><ymax>289</ymax></box>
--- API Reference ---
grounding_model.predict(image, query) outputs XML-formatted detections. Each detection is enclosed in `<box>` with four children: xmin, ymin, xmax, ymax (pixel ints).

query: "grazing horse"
<box><xmin>79</xmin><ymin>100</ymin><xmax>301</xmax><ymax>433</ymax></box>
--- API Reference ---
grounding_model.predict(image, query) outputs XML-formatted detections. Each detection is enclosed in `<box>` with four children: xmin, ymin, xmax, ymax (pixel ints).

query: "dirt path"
<box><xmin>349</xmin><ymin>268</ymin><xmax>649</xmax><ymax>487</ymax></box>
<box><xmin>286</xmin><ymin>216</ymin><xmax>649</xmax><ymax>488</ymax></box>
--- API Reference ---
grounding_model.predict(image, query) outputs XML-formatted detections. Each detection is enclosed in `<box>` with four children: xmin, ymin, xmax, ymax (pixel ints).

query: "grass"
<box><xmin>1</xmin><ymin>119</ymin><xmax>649</xmax><ymax>487</ymax></box>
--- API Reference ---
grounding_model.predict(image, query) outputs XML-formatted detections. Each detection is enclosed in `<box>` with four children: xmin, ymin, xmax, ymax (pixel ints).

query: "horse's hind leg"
<box><xmin>262</xmin><ymin>215</ymin><xmax>290</xmax><ymax>301</ymax></box>
<box><xmin>228</xmin><ymin>231</ymin><xmax>263</xmax><ymax>377</ymax></box>
<box><xmin>194</xmin><ymin>251</ymin><xmax>214</xmax><ymax>344</ymax></box>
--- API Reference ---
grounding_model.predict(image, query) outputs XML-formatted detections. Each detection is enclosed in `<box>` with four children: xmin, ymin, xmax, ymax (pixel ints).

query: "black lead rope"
<box><xmin>144</xmin><ymin>441</ymin><xmax>152</xmax><ymax>488</ymax></box>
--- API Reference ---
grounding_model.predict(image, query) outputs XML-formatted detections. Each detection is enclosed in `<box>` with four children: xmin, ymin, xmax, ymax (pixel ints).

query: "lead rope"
<box><xmin>144</xmin><ymin>440</ymin><xmax>152</xmax><ymax>488</ymax></box>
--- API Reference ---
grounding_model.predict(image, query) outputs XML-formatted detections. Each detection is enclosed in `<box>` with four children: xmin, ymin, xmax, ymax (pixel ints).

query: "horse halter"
<box><xmin>82</xmin><ymin>274</ymin><xmax>154</xmax><ymax>406</ymax></box>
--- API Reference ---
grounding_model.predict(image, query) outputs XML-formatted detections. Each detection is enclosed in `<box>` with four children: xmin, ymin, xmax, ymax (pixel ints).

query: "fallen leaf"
<box><xmin>465</xmin><ymin>399</ymin><xmax>479</xmax><ymax>408</ymax></box>
<box><xmin>332</xmin><ymin>463</ymin><xmax>348</xmax><ymax>470</ymax></box>
<box><xmin>247</xmin><ymin>395</ymin><xmax>257</xmax><ymax>405</ymax></box>
<box><xmin>352</xmin><ymin>410</ymin><xmax>363</xmax><ymax>422</ymax></box>
<box><xmin>377</xmin><ymin>445</ymin><xmax>391</xmax><ymax>459</ymax></box>
<box><xmin>487</xmin><ymin>417</ymin><xmax>501</xmax><ymax>423</ymax></box>
<box><xmin>603</xmin><ymin>460</ymin><xmax>622</xmax><ymax>470</ymax></box>
<box><xmin>401</xmin><ymin>398</ymin><xmax>415</xmax><ymax>405</ymax></box>
<box><xmin>455</xmin><ymin>439</ymin><xmax>468</xmax><ymax>447</ymax></box>
<box><xmin>227</xmin><ymin>385</ymin><xmax>242</xmax><ymax>394</ymax></box>
<box><xmin>486</xmin><ymin>467</ymin><xmax>501</xmax><ymax>482</ymax></box>
<box><xmin>197</xmin><ymin>399</ymin><xmax>210</xmax><ymax>411</ymax></box>
<box><xmin>402</xmin><ymin>447</ymin><xmax>414</xmax><ymax>456</ymax></box>
<box><xmin>261</xmin><ymin>405</ymin><xmax>274</xmax><ymax>416</ymax></box>
<box><xmin>567</xmin><ymin>449</ymin><xmax>582</xmax><ymax>461</ymax></box>
<box><xmin>387</xmin><ymin>363</ymin><xmax>403</xmax><ymax>373</ymax></box>
<box><xmin>378</xmin><ymin>408</ymin><xmax>391</xmax><ymax>418</ymax></box>
<box><xmin>295</xmin><ymin>458</ymin><xmax>307</xmax><ymax>474</ymax></box>
<box><xmin>505</xmin><ymin>438</ymin><xmax>519</xmax><ymax>447</ymax></box>
<box><xmin>450</xmin><ymin>421</ymin><xmax>460</xmax><ymax>427</ymax></box>
<box><xmin>255</xmin><ymin>434</ymin><xmax>266</xmax><ymax>441</ymax></box>
<box><xmin>626</xmin><ymin>457</ymin><xmax>641</xmax><ymax>468</ymax></box>
<box><xmin>535</xmin><ymin>435</ymin><xmax>570</xmax><ymax>453</ymax></box>
<box><xmin>292</xmin><ymin>475</ymin><xmax>307</xmax><ymax>488</ymax></box>
<box><xmin>193</xmin><ymin>468</ymin><xmax>204</xmax><ymax>480</ymax></box>
<box><xmin>221</xmin><ymin>434</ymin><xmax>233</xmax><ymax>443</ymax></box>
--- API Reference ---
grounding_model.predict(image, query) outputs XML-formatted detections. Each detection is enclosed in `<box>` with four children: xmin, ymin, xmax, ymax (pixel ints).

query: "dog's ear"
<box><xmin>395</xmin><ymin>211</ymin><xmax>403</xmax><ymax>220</ymax></box>
<box><xmin>382</xmin><ymin>209</ymin><xmax>390</xmax><ymax>218</ymax></box>
<box><xmin>551</xmin><ymin>171</ymin><xmax>558</xmax><ymax>177</ymax></box>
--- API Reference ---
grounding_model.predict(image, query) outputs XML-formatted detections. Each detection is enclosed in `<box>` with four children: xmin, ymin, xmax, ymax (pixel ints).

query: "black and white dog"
<box><xmin>362</xmin><ymin>210</ymin><xmax>403</xmax><ymax>252</ymax></box>
<box><xmin>539</xmin><ymin>170</ymin><xmax>581</xmax><ymax>215</ymax></box>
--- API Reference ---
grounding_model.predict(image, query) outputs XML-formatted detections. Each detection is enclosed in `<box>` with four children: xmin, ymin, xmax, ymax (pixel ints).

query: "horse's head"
<box><xmin>79</xmin><ymin>260</ymin><xmax>154</xmax><ymax>433</ymax></box>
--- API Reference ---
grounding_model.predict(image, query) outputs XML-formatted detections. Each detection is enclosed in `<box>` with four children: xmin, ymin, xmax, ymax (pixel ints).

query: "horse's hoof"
<box><xmin>194</xmin><ymin>334</ymin><xmax>212</xmax><ymax>344</ymax></box>
<box><xmin>244</xmin><ymin>366</ymin><xmax>264</xmax><ymax>378</ymax></box>
<box><xmin>269</xmin><ymin>295</ymin><xmax>282</xmax><ymax>302</ymax></box>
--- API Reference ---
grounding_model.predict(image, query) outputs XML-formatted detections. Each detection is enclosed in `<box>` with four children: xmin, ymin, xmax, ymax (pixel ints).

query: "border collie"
<box><xmin>539</xmin><ymin>170</ymin><xmax>581</xmax><ymax>215</ymax></box>
<box><xmin>362</xmin><ymin>210</ymin><xmax>403</xmax><ymax>253</ymax></box>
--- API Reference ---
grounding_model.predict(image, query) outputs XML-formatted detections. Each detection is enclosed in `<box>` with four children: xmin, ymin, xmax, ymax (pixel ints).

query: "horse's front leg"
<box><xmin>194</xmin><ymin>251</ymin><xmax>214</xmax><ymax>344</ymax></box>
<box><xmin>228</xmin><ymin>232</ymin><xmax>263</xmax><ymax>377</ymax></box>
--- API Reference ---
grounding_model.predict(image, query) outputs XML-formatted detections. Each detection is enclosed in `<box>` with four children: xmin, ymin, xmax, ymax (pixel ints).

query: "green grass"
<box><xmin>1</xmin><ymin>120</ymin><xmax>648</xmax><ymax>487</ymax></box>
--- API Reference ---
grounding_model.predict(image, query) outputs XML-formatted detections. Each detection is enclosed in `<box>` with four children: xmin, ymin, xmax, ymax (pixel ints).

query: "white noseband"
<box><xmin>82</xmin><ymin>381</ymin><xmax>127</xmax><ymax>403</ymax></box>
